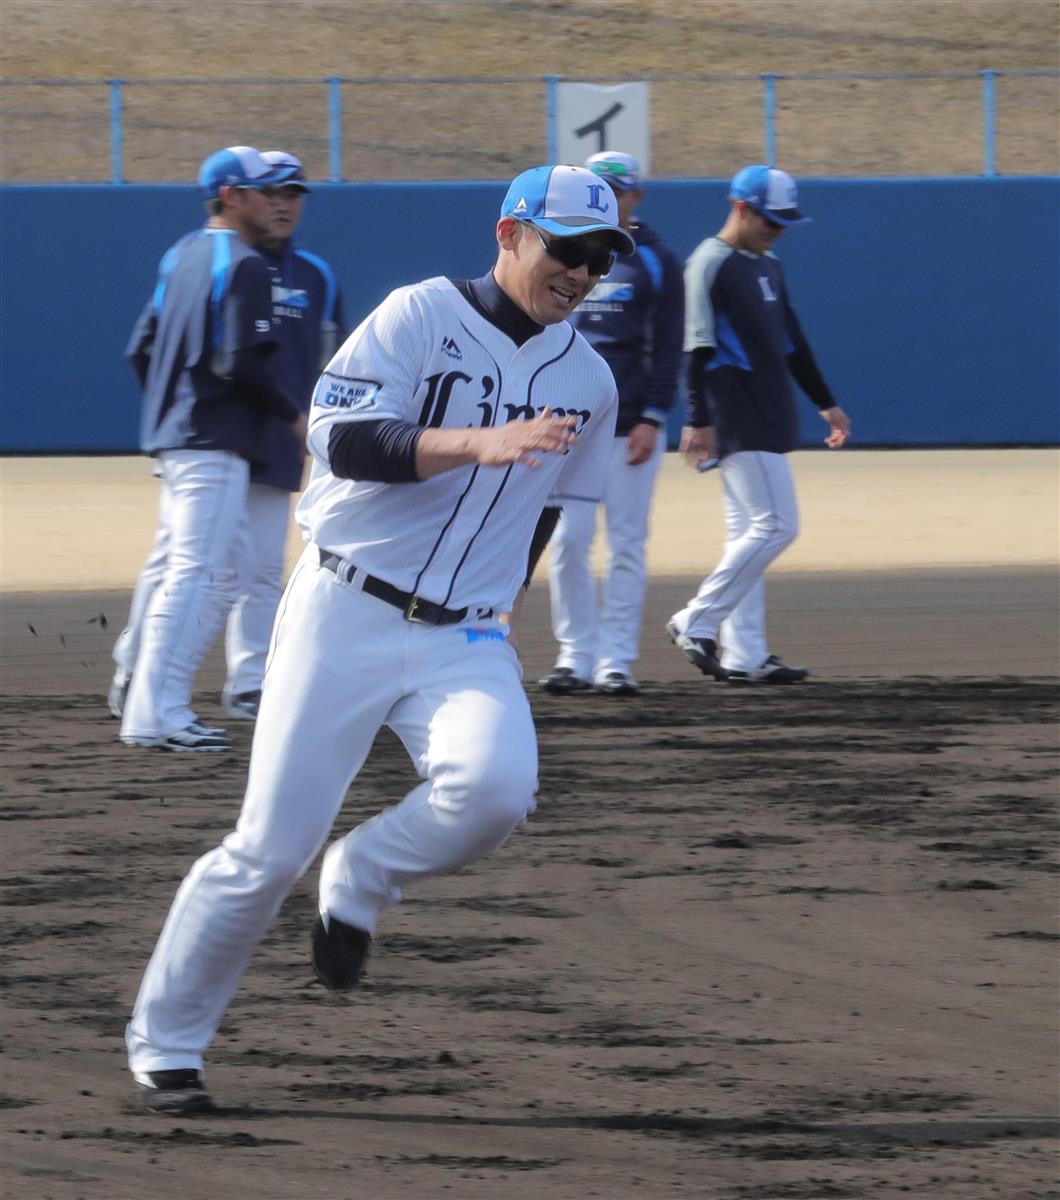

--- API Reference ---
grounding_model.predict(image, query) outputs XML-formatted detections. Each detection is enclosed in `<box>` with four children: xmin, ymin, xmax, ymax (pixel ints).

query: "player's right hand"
<box><xmin>479</xmin><ymin>406</ymin><xmax>579</xmax><ymax>469</ymax></box>
<box><xmin>820</xmin><ymin>406</ymin><xmax>851</xmax><ymax>448</ymax></box>
<box><xmin>679</xmin><ymin>424</ymin><xmax>717</xmax><ymax>469</ymax></box>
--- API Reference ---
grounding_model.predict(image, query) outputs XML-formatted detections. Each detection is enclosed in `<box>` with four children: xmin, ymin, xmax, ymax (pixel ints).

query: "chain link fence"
<box><xmin>1</xmin><ymin>71</ymin><xmax>1057</xmax><ymax>183</ymax></box>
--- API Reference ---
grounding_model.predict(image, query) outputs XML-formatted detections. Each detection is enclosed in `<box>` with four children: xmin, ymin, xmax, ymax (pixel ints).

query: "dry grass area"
<box><xmin>1</xmin><ymin>0</ymin><xmax>1058</xmax><ymax>180</ymax></box>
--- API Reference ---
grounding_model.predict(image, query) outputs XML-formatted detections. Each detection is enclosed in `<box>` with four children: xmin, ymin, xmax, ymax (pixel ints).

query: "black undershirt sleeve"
<box><xmin>525</xmin><ymin>506</ymin><xmax>561</xmax><ymax>588</ymax></box>
<box><xmin>327</xmin><ymin>419</ymin><xmax>424</xmax><ymax>483</ymax></box>
<box><xmin>230</xmin><ymin>345</ymin><xmax>302</xmax><ymax>423</ymax></box>
<box><xmin>787</xmin><ymin>342</ymin><xmax>837</xmax><ymax>411</ymax></box>
<box><xmin>684</xmin><ymin>346</ymin><xmax>715</xmax><ymax>427</ymax></box>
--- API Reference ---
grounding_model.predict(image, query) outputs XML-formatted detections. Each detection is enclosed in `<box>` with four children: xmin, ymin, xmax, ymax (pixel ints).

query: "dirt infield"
<box><xmin>1</xmin><ymin>451</ymin><xmax>1058</xmax><ymax>1199</ymax></box>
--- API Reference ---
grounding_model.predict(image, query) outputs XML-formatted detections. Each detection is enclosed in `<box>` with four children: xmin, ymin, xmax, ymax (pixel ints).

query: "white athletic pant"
<box><xmin>549</xmin><ymin>434</ymin><xmax>665</xmax><ymax>681</ymax></box>
<box><xmin>114</xmin><ymin>480</ymin><xmax>291</xmax><ymax>701</ymax></box>
<box><xmin>126</xmin><ymin>547</ymin><xmax>538</xmax><ymax>1075</ymax></box>
<box><xmin>112</xmin><ymin>472</ymin><xmax>170</xmax><ymax>677</ymax></box>
<box><xmin>120</xmin><ymin>450</ymin><xmax>248</xmax><ymax>740</ymax></box>
<box><xmin>224</xmin><ymin>484</ymin><xmax>292</xmax><ymax>699</ymax></box>
<box><xmin>670</xmin><ymin>450</ymin><xmax>799</xmax><ymax>672</ymax></box>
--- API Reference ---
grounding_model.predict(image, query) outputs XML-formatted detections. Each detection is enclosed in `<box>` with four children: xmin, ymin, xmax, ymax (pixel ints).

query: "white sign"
<box><xmin>554</xmin><ymin>82</ymin><xmax>651</xmax><ymax>174</ymax></box>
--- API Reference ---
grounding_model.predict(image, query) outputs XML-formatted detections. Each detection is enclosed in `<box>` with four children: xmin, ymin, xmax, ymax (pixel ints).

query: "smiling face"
<box><xmin>493</xmin><ymin>218</ymin><xmax>615</xmax><ymax>325</ymax></box>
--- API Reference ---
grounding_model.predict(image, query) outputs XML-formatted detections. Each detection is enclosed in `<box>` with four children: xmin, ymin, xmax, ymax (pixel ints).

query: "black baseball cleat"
<box><xmin>665</xmin><ymin>621</ymin><xmax>729</xmax><ymax>681</ymax></box>
<box><xmin>727</xmin><ymin>655</ymin><xmax>809</xmax><ymax>685</ymax></box>
<box><xmin>121</xmin><ymin>722</ymin><xmax>230</xmax><ymax>752</ymax></box>
<box><xmin>595</xmin><ymin>671</ymin><xmax>640</xmax><ymax>696</ymax></box>
<box><xmin>134</xmin><ymin>1069</ymin><xmax>215</xmax><ymax>1115</ymax></box>
<box><xmin>311</xmin><ymin>914</ymin><xmax>372</xmax><ymax>992</ymax></box>
<box><xmin>538</xmin><ymin>666</ymin><xmax>593</xmax><ymax>695</ymax></box>
<box><xmin>224</xmin><ymin>690</ymin><xmax>261</xmax><ymax>721</ymax></box>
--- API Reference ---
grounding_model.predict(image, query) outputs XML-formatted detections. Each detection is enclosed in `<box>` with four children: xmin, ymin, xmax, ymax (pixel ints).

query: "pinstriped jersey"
<box><xmin>297</xmin><ymin>275</ymin><xmax>618</xmax><ymax>612</ymax></box>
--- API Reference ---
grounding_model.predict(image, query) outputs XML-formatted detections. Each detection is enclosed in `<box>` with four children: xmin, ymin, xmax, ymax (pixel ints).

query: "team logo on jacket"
<box><xmin>578</xmin><ymin>281</ymin><xmax>633</xmax><ymax>312</ymax></box>
<box><xmin>272</xmin><ymin>285</ymin><xmax>309</xmax><ymax>309</ymax></box>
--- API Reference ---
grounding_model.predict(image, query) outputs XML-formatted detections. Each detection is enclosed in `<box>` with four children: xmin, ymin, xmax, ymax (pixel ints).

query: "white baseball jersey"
<box><xmin>297</xmin><ymin>276</ymin><xmax>618</xmax><ymax>612</ymax></box>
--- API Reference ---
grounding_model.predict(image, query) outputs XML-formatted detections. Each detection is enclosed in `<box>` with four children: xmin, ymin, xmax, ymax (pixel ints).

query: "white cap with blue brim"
<box><xmin>501</xmin><ymin>165</ymin><xmax>636</xmax><ymax>255</ymax></box>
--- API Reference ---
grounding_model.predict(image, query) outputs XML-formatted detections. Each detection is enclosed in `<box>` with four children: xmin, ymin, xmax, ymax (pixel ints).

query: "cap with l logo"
<box><xmin>500</xmin><ymin>165</ymin><xmax>636</xmax><ymax>254</ymax></box>
<box><xmin>729</xmin><ymin>165</ymin><xmax>812</xmax><ymax>226</ymax></box>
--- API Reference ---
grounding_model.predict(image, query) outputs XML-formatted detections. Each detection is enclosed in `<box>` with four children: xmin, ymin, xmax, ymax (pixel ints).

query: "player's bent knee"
<box><xmin>442</xmin><ymin>769</ymin><xmax>537</xmax><ymax>834</ymax></box>
<box><xmin>220</xmin><ymin>833</ymin><xmax>320</xmax><ymax>890</ymax></box>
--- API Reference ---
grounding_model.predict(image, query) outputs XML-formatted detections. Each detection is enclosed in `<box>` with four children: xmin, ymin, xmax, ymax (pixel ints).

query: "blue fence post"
<box><xmin>762</xmin><ymin>73</ymin><xmax>777</xmax><ymax>165</ymax></box>
<box><xmin>109</xmin><ymin>78</ymin><xmax>123</xmax><ymax>184</ymax></box>
<box><xmin>328</xmin><ymin>77</ymin><xmax>342</xmax><ymax>182</ymax></box>
<box><xmin>981</xmin><ymin>69</ymin><xmax>997</xmax><ymax>177</ymax></box>
<box><xmin>546</xmin><ymin>75</ymin><xmax>558</xmax><ymax>162</ymax></box>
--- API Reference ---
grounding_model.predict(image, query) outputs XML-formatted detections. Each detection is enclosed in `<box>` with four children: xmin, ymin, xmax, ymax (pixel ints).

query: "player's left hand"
<box><xmin>820</xmin><ymin>406</ymin><xmax>851</xmax><ymax>448</ymax></box>
<box><xmin>626</xmin><ymin>422</ymin><xmax>658</xmax><ymax>465</ymax></box>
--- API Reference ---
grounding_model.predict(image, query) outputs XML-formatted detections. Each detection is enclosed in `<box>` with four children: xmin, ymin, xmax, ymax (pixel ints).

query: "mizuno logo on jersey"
<box><xmin>441</xmin><ymin>335</ymin><xmax>463</xmax><ymax>360</ymax></box>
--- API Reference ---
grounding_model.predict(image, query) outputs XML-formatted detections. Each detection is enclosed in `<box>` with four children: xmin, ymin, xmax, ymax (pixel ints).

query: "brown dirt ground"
<box><xmin>1</xmin><ymin>0</ymin><xmax>1058</xmax><ymax>181</ymax></box>
<box><xmin>1</xmin><ymin>451</ymin><xmax>1058</xmax><ymax>1198</ymax></box>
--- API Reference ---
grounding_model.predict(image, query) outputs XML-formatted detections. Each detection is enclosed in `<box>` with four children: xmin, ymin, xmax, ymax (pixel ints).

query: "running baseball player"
<box><xmin>540</xmin><ymin>151</ymin><xmax>684</xmax><ymax>697</ymax></box>
<box><xmin>118</xmin><ymin>147</ymin><xmax>307</xmax><ymax>752</ymax></box>
<box><xmin>125</xmin><ymin>164</ymin><xmax>629</xmax><ymax>1115</ymax></box>
<box><xmin>668</xmin><ymin>165</ymin><xmax>851</xmax><ymax>683</ymax></box>
<box><xmin>109</xmin><ymin>151</ymin><xmax>344</xmax><ymax>726</ymax></box>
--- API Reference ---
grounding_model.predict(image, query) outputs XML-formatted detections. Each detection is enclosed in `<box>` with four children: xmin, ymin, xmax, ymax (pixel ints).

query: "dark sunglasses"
<box><xmin>525</xmin><ymin>223</ymin><xmax>616</xmax><ymax>277</ymax></box>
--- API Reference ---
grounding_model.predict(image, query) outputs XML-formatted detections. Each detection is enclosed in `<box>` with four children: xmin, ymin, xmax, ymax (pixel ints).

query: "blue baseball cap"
<box><xmin>501</xmin><ymin>165</ymin><xmax>636</xmax><ymax>255</ymax></box>
<box><xmin>261</xmin><ymin>150</ymin><xmax>312</xmax><ymax>193</ymax></box>
<box><xmin>729</xmin><ymin>165</ymin><xmax>811</xmax><ymax>226</ymax></box>
<box><xmin>584</xmin><ymin>150</ymin><xmax>642</xmax><ymax>192</ymax></box>
<box><xmin>197</xmin><ymin>146</ymin><xmax>281</xmax><ymax>198</ymax></box>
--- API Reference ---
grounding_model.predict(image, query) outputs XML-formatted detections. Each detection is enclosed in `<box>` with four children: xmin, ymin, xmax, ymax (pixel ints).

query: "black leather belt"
<box><xmin>318</xmin><ymin>548</ymin><xmax>470</xmax><ymax>626</ymax></box>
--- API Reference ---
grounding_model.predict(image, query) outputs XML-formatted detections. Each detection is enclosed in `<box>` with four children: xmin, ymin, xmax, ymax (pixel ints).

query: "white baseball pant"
<box><xmin>120</xmin><ymin>449</ymin><xmax>247</xmax><ymax>740</ymax></box>
<box><xmin>112</xmin><ymin>470</ymin><xmax>170</xmax><ymax>679</ymax></box>
<box><xmin>223</xmin><ymin>483</ymin><xmax>292</xmax><ymax>701</ymax></box>
<box><xmin>126</xmin><ymin>546</ymin><xmax>538</xmax><ymax>1074</ymax></box>
<box><xmin>670</xmin><ymin>449</ymin><xmax>798</xmax><ymax>672</ymax></box>
<box><xmin>549</xmin><ymin>433</ymin><xmax>665</xmax><ymax>682</ymax></box>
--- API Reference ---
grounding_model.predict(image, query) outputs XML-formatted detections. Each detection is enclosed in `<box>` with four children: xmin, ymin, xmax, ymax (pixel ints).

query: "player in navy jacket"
<box><xmin>116</xmin><ymin>147</ymin><xmax>306</xmax><ymax>752</ymax></box>
<box><xmin>222</xmin><ymin>151</ymin><xmax>347</xmax><ymax>719</ymax></box>
<box><xmin>110</xmin><ymin>151</ymin><xmax>345</xmax><ymax>729</ymax></box>
<box><xmin>667</xmin><ymin>165</ymin><xmax>851</xmax><ymax>684</ymax></box>
<box><xmin>541</xmin><ymin>151</ymin><xmax>684</xmax><ymax>696</ymax></box>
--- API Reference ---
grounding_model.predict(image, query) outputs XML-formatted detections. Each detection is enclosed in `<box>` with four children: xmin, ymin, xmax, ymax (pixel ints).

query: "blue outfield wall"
<box><xmin>1</xmin><ymin>178</ymin><xmax>1057</xmax><ymax>452</ymax></box>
